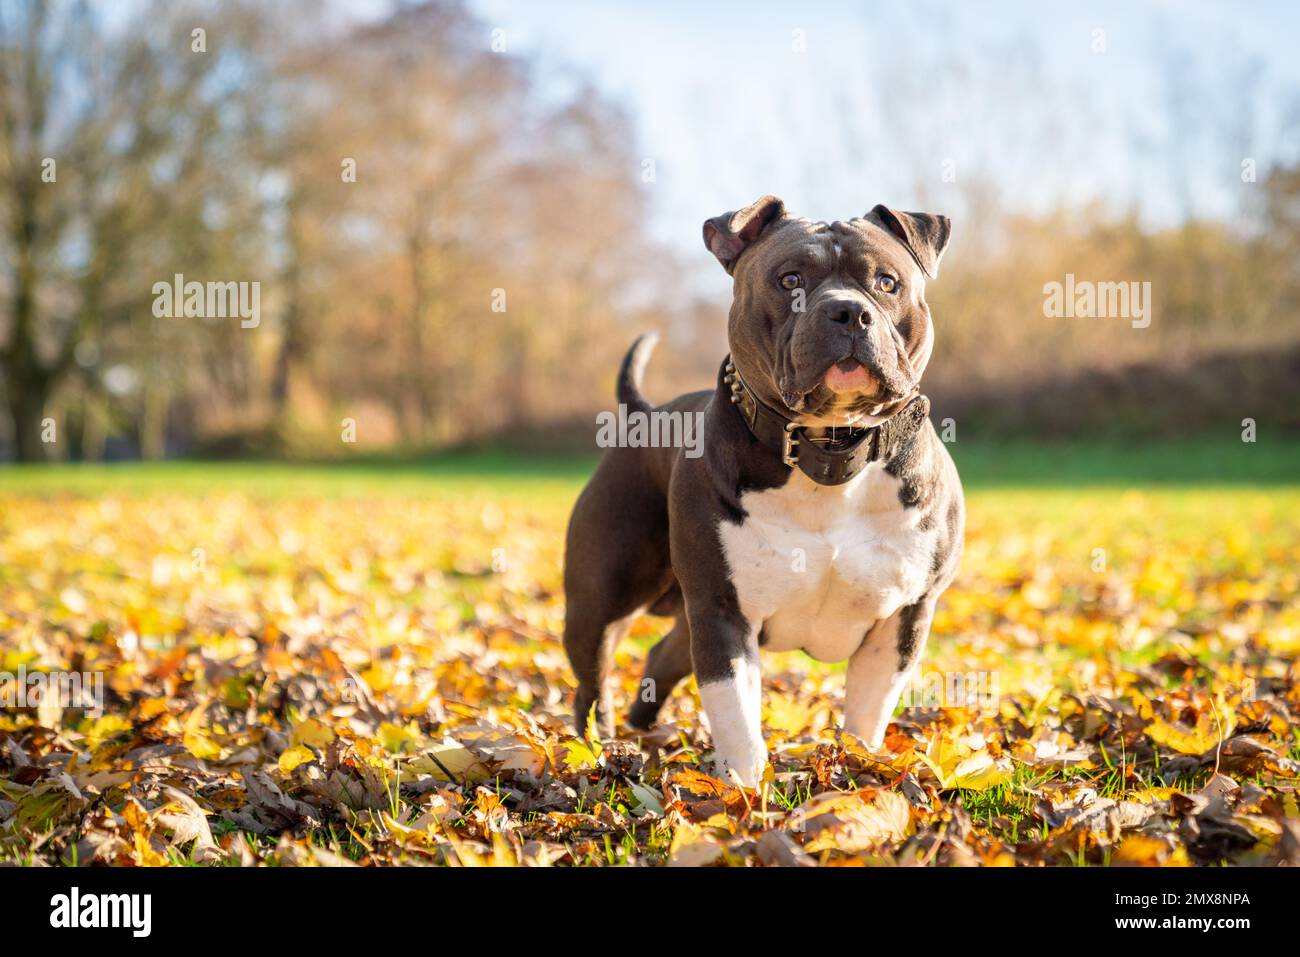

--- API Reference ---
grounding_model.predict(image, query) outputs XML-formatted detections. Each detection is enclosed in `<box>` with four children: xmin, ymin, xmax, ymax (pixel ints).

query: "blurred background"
<box><xmin>1</xmin><ymin>0</ymin><xmax>1298</xmax><ymax>463</ymax></box>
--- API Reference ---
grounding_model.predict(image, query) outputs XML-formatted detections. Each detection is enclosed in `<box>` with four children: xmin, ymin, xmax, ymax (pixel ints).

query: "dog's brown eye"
<box><xmin>779</xmin><ymin>272</ymin><xmax>802</xmax><ymax>291</ymax></box>
<box><xmin>875</xmin><ymin>274</ymin><xmax>898</xmax><ymax>293</ymax></box>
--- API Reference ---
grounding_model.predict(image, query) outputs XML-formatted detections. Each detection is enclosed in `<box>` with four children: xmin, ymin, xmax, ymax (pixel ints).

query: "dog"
<box><xmin>563</xmin><ymin>195</ymin><xmax>964</xmax><ymax>787</ymax></box>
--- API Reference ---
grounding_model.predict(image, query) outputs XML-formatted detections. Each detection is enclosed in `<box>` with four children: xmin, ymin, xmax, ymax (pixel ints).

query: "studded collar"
<box><xmin>720</xmin><ymin>356</ymin><xmax>930</xmax><ymax>487</ymax></box>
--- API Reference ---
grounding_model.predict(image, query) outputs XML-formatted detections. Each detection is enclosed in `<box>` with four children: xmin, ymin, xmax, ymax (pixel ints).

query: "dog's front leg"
<box><xmin>689</xmin><ymin>611</ymin><xmax>765</xmax><ymax>787</ymax></box>
<box><xmin>844</xmin><ymin>595</ymin><xmax>936</xmax><ymax>748</ymax></box>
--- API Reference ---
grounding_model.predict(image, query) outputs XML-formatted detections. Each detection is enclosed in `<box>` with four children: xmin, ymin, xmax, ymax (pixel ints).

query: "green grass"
<box><xmin>0</xmin><ymin>436</ymin><xmax>1295</xmax><ymax>498</ymax></box>
<box><xmin>950</xmin><ymin>436</ymin><xmax>1299</xmax><ymax>487</ymax></box>
<box><xmin>0</xmin><ymin>450</ymin><xmax>592</xmax><ymax>500</ymax></box>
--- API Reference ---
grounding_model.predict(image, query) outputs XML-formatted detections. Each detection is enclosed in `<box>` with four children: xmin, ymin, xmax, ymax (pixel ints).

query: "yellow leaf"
<box><xmin>409</xmin><ymin>736</ymin><xmax>490</xmax><ymax>781</ymax></box>
<box><xmin>1126</xmin><ymin>787</ymin><xmax>1179</xmax><ymax>804</ymax></box>
<box><xmin>183</xmin><ymin>731</ymin><xmax>222</xmax><ymax>760</ymax></box>
<box><xmin>361</xmin><ymin>664</ymin><xmax>392</xmax><ymax>693</ymax></box>
<box><xmin>491</xmin><ymin>832</ymin><xmax>519</xmax><ymax>867</ymax></box>
<box><xmin>278</xmin><ymin>744</ymin><xmax>316</xmax><ymax>774</ymax></box>
<box><xmin>136</xmin><ymin>698</ymin><xmax>171</xmax><ymax>722</ymax></box>
<box><xmin>562</xmin><ymin>739</ymin><xmax>601</xmax><ymax>770</ymax></box>
<box><xmin>132</xmin><ymin>830</ymin><xmax>168</xmax><ymax>867</ymax></box>
<box><xmin>764</xmin><ymin>692</ymin><xmax>818</xmax><ymax>736</ymax></box>
<box><xmin>121</xmin><ymin>799</ymin><xmax>151</xmax><ymax>832</ymax></box>
<box><xmin>377</xmin><ymin>720</ymin><xmax>418</xmax><ymax>753</ymax></box>
<box><xmin>291</xmin><ymin>718</ymin><xmax>336</xmax><ymax>749</ymax></box>
<box><xmin>1146</xmin><ymin>707</ymin><xmax>1235</xmax><ymax>755</ymax></box>
<box><xmin>916</xmin><ymin>729</ymin><xmax>1013</xmax><ymax>790</ymax></box>
<box><xmin>181</xmin><ymin>705</ymin><xmax>222</xmax><ymax>760</ymax></box>
<box><xmin>80</xmin><ymin>714</ymin><xmax>133</xmax><ymax>750</ymax></box>
<box><xmin>668</xmin><ymin>821</ymin><xmax>723</xmax><ymax>866</ymax></box>
<box><xmin>1113</xmin><ymin>834</ymin><xmax>1167</xmax><ymax>865</ymax></box>
<box><xmin>948</xmin><ymin>751</ymin><xmax>1012</xmax><ymax>790</ymax></box>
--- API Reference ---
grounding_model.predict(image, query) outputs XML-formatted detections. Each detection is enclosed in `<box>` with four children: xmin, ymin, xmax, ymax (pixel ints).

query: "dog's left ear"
<box><xmin>867</xmin><ymin>205</ymin><xmax>952</xmax><ymax>279</ymax></box>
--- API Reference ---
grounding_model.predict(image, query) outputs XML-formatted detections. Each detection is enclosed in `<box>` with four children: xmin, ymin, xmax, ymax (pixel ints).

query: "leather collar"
<box><xmin>720</xmin><ymin>355</ymin><xmax>930</xmax><ymax>487</ymax></box>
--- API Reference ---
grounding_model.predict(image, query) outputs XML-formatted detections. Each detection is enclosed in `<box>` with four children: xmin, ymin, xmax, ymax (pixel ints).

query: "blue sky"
<box><xmin>467</xmin><ymin>0</ymin><xmax>1300</xmax><ymax>261</ymax></box>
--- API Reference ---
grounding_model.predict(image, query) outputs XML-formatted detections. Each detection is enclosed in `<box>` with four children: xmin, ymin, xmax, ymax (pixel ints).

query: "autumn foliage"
<box><xmin>1</xmin><ymin>478</ymin><xmax>1297</xmax><ymax>866</ymax></box>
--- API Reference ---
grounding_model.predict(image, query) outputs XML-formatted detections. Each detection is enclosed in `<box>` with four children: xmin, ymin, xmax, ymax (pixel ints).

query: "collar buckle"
<box><xmin>781</xmin><ymin>421</ymin><xmax>800</xmax><ymax>467</ymax></box>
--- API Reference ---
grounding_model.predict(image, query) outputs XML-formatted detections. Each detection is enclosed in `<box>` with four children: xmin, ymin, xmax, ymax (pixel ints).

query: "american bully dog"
<box><xmin>563</xmin><ymin>195</ymin><xmax>964</xmax><ymax>786</ymax></box>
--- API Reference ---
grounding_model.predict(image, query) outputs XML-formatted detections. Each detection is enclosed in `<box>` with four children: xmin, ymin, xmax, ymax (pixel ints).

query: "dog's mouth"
<box><xmin>778</xmin><ymin>351</ymin><xmax>916</xmax><ymax>419</ymax></box>
<box><xmin>823</xmin><ymin>357</ymin><xmax>877</xmax><ymax>395</ymax></box>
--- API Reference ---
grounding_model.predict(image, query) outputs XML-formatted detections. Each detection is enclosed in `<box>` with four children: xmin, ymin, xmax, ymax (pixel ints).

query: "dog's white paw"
<box><xmin>698</xmin><ymin>662</ymin><xmax>765</xmax><ymax>788</ymax></box>
<box><xmin>709</xmin><ymin>724</ymin><xmax>767</xmax><ymax>788</ymax></box>
<box><xmin>713</xmin><ymin>746</ymin><xmax>767</xmax><ymax>789</ymax></box>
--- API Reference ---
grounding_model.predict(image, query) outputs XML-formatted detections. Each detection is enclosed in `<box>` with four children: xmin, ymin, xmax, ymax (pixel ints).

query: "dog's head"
<box><xmin>704</xmin><ymin>195</ymin><xmax>950</xmax><ymax>427</ymax></box>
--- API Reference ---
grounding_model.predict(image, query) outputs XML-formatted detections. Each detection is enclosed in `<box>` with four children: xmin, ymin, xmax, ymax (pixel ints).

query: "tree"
<box><xmin>0</xmin><ymin>0</ymin><xmax>261</xmax><ymax>460</ymax></box>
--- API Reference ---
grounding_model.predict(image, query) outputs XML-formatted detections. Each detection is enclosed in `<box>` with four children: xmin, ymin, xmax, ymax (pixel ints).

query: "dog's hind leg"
<box><xmin>565</xmin><ymin>607</ymin><xmax>637</xmax><ymax>739</ymax></box>
<box><xmin>562</xmin><ymin>442</ymin><xmax>673</xmax><ymax>738</ymax></box>
<box><xmin>627</xmin><ymin>618</ymin><xmax>693</xmax><ymax>730</ymax></box>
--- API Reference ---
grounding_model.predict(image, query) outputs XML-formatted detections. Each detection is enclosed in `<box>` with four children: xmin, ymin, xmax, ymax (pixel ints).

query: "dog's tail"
<box><xmin>616</xmin><ymin>332</ymin><xmax>658</xmax><ymax>416</ymax></box>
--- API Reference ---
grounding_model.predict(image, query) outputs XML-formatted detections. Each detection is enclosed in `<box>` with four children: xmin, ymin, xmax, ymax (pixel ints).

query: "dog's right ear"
<box><xmin>702</xmin><ymin>195</ymin><xmax>786</xmax><ymax>274</ymax></box>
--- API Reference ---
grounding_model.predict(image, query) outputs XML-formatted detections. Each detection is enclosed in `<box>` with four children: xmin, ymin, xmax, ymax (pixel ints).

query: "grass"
<box><xmin>0</xmin><ymin>434</ymin><xmax>1295</xmax><ymax>499</ymax></box>
<box><xmin>948</xmin><ymin>435</ymin><xmax>1299</xmax><ymax>487</ymax></box>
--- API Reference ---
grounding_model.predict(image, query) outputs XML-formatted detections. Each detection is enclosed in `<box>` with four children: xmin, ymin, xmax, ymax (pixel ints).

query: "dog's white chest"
<box><xmin>717</xmin><ymin>463</ymin><xmax>930</xmax><ymax>662</ymax></box>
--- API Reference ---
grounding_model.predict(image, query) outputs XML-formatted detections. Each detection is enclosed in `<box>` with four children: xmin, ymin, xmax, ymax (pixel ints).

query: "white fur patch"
<box><xmin>698</xmin><ymin>656</ymin><xmax>765</xmax><ymax>788</ymax></box>
<box><xmin>717</xmin><ymin>461</ymin><xmax>934</xmax><ymax>664</ymax></box>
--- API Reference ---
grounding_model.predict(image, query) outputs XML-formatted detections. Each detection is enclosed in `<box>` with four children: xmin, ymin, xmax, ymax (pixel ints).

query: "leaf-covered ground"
<box><xmin>1</xmin><ymin>469</ymin><xmax>1298</xmax><ymax>866</ymax></box>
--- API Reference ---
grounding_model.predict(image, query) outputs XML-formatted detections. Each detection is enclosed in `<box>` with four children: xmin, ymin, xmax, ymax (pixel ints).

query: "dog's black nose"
<box><xmin>827</xmin><ymin>300</ymin><xmax>870</xmax><ymax>327</ymax></box>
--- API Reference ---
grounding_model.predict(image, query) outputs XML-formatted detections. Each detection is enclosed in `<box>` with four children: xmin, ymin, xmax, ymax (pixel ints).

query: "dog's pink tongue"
<box><xmin>824</xmin><ymin>360</ymin><xmax>876</xmax><ymax>393</ymax></box>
